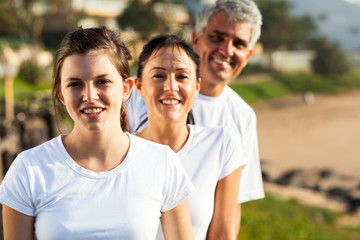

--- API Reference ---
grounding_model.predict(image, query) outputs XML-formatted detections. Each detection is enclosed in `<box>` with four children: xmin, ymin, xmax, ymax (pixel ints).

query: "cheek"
<box><xmin>183</xmin><ymin>84</ymin><xmax>198</xmax><ymax>100</ymax></box>
<box><xmin>143</xmin><ymin>81</ymin><xmax>159</xmax><ymax>97</ymax></box>
<box><xmin>203</xmin><ymin>39</ymin><xmax>219</xmax><ymax>52</ymax></box>
<box><xmin>238</xmin><ymin>51</ymin><xmax>250</xmax><ymax>63</ymax></box>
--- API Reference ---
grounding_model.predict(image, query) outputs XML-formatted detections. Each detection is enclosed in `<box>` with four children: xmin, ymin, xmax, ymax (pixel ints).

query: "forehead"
<box><xmin>147</xmin><ymin>46</ymin><xmax>195</xmax><ymax>69</ymax></box>
<box><xmin>61</xmin><ymin>52</ymin><xmax>119</xmax><ymax>78</ymax></box>
<box><xmin>205</xmin><ymin>11</ymin><xmax>251</xmax><ymax>41</ymax></box>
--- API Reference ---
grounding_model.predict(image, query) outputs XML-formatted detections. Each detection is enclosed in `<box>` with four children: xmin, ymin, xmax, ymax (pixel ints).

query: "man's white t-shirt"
<box><xmin>0</xmin><ymin>134</ymin><xmax>193</xmax><ymax>240</ymax></box>
<box><xmin>192</xmin><ymin>86</ymin><xmax>265</xmax><ymax>203</ymax></box>
<box><xmin>127</xmin><ymin>87</ymin><xmax>264</xmax><ymax>203</ymax></box>
<box><xmin>156</xmin><ymin>125</ymin><xmax>246</xmax><ymax>240</ymax></box>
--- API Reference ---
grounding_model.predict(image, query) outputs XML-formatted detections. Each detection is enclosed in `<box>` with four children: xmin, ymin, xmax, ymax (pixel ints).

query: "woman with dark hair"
<box><xmin>0</xmin><ymin>27</ymin><xmax>194</xmax><ymax>240</ymax></box>
<box><xmin>133</xmin><ymin>34</ymin><xmax>246</xmax><ymax>239</ymax></box>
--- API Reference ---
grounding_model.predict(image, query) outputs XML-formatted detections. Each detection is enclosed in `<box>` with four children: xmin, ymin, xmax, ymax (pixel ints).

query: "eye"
<box><xmin>67</xmin><ymin>81</ymin><xmax>82</xmax><ymax>88</ymax></box>
<box><xmin>209</xmin><ymin>33</ymin><xmax>224</xmax><ymax>43</ymax></box>
<box><xmin>153</xmin><ymin>73</ymin><xmax>165</xmax><ymax>79</ymax></box>
<box><xmin>177</xmin><ymin>73</ymin><xmax>189</xmax><ymax>80</ymax></box>
<box><xmin>97</xmin><ymin>78</ymin><xmax>111</xmax><ymax>84</ymax></box>
<box><xmin>233</xmin><ymin>40</ymin><xmax>247</xmax><ymax>50</ymax></box>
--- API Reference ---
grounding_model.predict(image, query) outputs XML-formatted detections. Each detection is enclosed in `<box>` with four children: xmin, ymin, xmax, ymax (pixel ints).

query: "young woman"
<box><xmin>0</xmin><ymin>27</ymin><xmax>194</xmax><ymax>240</ymax></box>
<box><xmin>133</xmin><ymin>35</ymin><xmax>247</xmax><ymax>239</ymax></box>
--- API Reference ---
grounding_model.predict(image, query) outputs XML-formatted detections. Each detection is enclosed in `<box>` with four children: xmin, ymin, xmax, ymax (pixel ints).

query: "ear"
<box><xmin>245</xmin><ymin>49</ymin><xmax>253</xmax><ymax>63</ymax></box>
<box><xmin>122</xmin><ymin>77</ymin><xmax>134</xmax><ymax>101</ymax></box>
<box><xmin>55</xmin><ymin>86</ymin><xmax>65</xmax><ymax>105</ymax></box>
<box><xmin>194</xmin><ymin>78</ymin><xmax>201</xmax><ymax>98</ymax></box>
<box><xmin>58</xmin><ymin>93</ymin><xmax>65</xmax><ymax>105</ymax></box>
<box><xmin>134</xmin><ymin>76</ymin><xmax>145</xmax><ymax>98</ymax></box>
<box><xmin>192</xmin><ymin>30</ymin><xmax>199</xmax><ymax>50</ymax></box>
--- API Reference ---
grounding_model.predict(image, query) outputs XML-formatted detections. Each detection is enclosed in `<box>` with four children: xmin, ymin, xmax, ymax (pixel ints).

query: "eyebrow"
<box><xmin>66</xmin><ymin>74</ymin><xmax>112</xmax><ymax>81</ymax></box>
<box><xmin>150</xmin><ymin>67</ymin><xmax>167</xmax><ymax>71</ymax></box>
<box><xmin>150</xmin><ymin>67</ymin><xmax>191</xmax><ymax>72</ymax></box>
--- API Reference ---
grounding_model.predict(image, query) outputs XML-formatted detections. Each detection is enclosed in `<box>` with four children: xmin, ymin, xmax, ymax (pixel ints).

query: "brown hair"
<box><xmin>52</xmin><ymin>26</ymin><xmax>132</xmax><ymax>132</ymax></box>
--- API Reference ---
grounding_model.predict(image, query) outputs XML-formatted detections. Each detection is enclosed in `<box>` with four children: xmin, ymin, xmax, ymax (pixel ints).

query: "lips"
<box><xmin>81</xmin><ymin>107</ymin><xmax>104</xmax><ymax>115</ymax></box>
<box><xmin>161</xmin><ymin>99</ymin><xmax>180</xmax><ymax>105</ymax></box>
<box><xmin>213</xmin><ymin>58</ymin><xmax>231</xmax><ymax>66</ymax></box>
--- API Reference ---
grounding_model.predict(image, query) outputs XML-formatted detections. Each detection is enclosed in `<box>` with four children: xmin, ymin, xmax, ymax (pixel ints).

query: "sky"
<box><xmin>194</xmin><ymin>0</ymin><xmax>360</xmax><ymax>52</ymax></box>
<box><xmin>288</xmin><ymin>0</ymin><xmax>360</xmax><ymax>51</ymax></box>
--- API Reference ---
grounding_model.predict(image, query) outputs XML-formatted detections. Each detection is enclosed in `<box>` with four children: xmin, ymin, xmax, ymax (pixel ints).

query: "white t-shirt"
<box><xmin>156</xmin><ymin>125</ymin><xmax>247</xmax><ymax>240</ymax></box>
<box><xmin>192</xmin><ymin>86</ymin><xmax>264</xmax><ymax>203</ymax></box>
<box><xmin>127</xmin><ymin>86</ymin><xmax>264</xmax><ymax>203</ymax></box>
<box><xmin>0</xmin><ymin>134</ymin><xmax>193</xmax><ymax>240</ymax></box>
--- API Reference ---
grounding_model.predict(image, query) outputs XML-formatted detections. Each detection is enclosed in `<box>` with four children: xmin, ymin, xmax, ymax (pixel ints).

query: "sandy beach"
<box><xmin>254</xmin><ymin>90</ymin><xmax>360</xmax><ymax>179</ymax></box>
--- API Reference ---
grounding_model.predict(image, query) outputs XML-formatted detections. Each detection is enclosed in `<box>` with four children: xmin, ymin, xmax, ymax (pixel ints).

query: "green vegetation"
<box><xmin>238</xmin><ymin>194</ymin><xmax>360</xmax><ymax>240</ymax></box>
<box><xmin>230</xmin><ymin>72</ymin><xmax>360</xmax><ymax>104</ymax></box>
<box><xmin>117</xmin><ymin>0</ymin><xmax>170</xmax><ymax>41</ymax></box>
<box><xmin>241</xmin><ymin>64</ymin><xmax>271</xmax><ymax>76</ymax></box>
<box><xmin>0</xmin><ymin>76</ymin><xmax>52</xmax><ymax>115</ymax></box>
<box><xmin>18</xmin><ymin>60</ymin><xmax>42</xmax><ymax>85</ymax></box>
<box><xmin>230</xmin><ymin>81</ymin><xmax>289</xmax><ymax>104</ymax></box>
<box><xmin>275</xmin><ymin>73</ymin><xmax>360</xmax><ymax>94</ymax></box>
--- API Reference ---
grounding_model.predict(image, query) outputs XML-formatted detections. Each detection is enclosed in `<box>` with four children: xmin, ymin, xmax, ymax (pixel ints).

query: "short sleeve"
<box><xmin>238</xmin><ymin>109</ymin><xmax>265</xmax><ymax>203</ymax></box>
<box><xmin>219</xmin><ymin>127</ymin><xmax>247</xmax><ymax>180</ymax></box>
<box><xmin>161</xmin><ymin>149</ymin><xmax>194</xmax><ymax>212</ymax></box>
<box><xmin>0</xmin><ymin>153</ymin><xmax>35</xmax><ymax>216</ymax></box>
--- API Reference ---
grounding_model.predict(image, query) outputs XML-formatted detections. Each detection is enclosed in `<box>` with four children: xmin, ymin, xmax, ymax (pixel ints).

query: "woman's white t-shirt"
<box><xmin>0</xmin><ymin>134</ymin><xmax>193</xmax><ymax>240</ymax></box>
<box><xmin>156</xmin><ymin>125</ymin><xmax>247</xmax><ymax>240</ymax></box>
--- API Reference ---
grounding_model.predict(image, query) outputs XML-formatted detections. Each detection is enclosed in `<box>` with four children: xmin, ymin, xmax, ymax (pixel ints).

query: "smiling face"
<box><xmin>136</xmin><ymin>46</ymin><xmax>200</xmax><ymax>125</ymax></box>
<box><xmin>192</xmin><ymin>11</ymin><xmax>253</xmax><ymax>96</ymax></box>
<box><xmin>59</xmin><ymin>51</ymin><xmax>132</xmax><ymax>133</ymax></box>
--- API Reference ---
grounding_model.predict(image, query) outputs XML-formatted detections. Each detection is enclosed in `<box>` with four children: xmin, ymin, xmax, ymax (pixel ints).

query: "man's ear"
<box><xmin>195</xmin><ymin>78</ymin><xmax>201</xmax><ymax>98</ymax></box>
<box><xmin>192</xmin><ymin>30</ymin><xmax>199</xmax><ymax>49</ymax></box>
<box><xmin>134</xmin><ymin>76</ymin><xmax>145</xmax><ymax>98</ymax></box>
<box><xmin>245</xmin><ymin>49</ymin><xmax>253</xmax><ymax>63</ymax></box>
<box><xmin>122</xmin><ymin>77</ymin><xmax>134</xmax><ymax>101</ymax></box>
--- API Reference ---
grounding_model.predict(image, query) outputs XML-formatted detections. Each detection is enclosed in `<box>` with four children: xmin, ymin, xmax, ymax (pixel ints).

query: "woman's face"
<box><xmin>59</xmin><ymin>51</ymin><xmax>133</xmax><ymax>133</ymax></box>
<box><xmin>136</xmin><ymin>46</ymin><xmax>200</xmax><ymax>124</ymax></box>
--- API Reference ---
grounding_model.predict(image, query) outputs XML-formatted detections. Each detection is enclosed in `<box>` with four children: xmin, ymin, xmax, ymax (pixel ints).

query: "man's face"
<box><xmin>192</xmin><ymin>11</ymin><xmax>253</xmax><ymax>93</ymax></box>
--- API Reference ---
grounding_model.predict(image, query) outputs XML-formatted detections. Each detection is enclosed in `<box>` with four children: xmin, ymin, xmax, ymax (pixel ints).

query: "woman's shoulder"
<box><xmin>128</xmin><ymin>133</ymin><xmax>178</xmax><ymax>160</ymax></box>
<box><xmin>16</xmin><ymin>135</ymin><xmax>64</xmax><ymax>163</ymax></box>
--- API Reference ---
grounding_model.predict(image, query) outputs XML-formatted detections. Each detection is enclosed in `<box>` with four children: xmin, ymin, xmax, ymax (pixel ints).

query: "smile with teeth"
<box><xmin>213</xmin><ymin>58</ymin><xmax>231</xmax><ymax>66</ymax></box>
<box><xmin>161</xmin><ymin>99</ymin><xmax>180</xmax><ymax>105</ymax></box>
<box><xmin>82</xmin><ymin>108</ymin><xmax>104</xmax><ymax>115</ymax></box>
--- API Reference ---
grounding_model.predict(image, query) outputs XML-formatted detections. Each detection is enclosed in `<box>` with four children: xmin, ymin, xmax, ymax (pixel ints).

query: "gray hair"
<box><xmin>195</xmin><ymin>0</ymin><xmax>262</xmax><ymax>50</ymax></box>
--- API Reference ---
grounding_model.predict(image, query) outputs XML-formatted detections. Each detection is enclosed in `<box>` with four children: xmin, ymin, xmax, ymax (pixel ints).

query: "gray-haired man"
<box><xmin>191</xmin><ymin>0</ymin><xmax>264</xmax><ymax>234</ymax></box>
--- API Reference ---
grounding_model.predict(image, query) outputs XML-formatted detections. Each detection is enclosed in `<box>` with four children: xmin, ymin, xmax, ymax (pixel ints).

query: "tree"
<box><xmin>117</xmin><ymin>0</ymin><xmax>170</xmax><ymax>41</ymax></box>
<box><xmin>256</xmin><ymin>0</ymin><xmax>316</xmax><ymax>50</ymax></box>
<box><xmin>311</xmin><ymin>37</ymin><xmax>350</xmax><ymax>75</ymax></box>
<box><xmin>0</xmin><ymin>0</ymin><xmax>41</xmax><ymax>41</ymax></box>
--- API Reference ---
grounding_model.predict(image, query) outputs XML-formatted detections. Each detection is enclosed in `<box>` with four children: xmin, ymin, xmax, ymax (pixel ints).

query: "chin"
<box><xmin>87</xmin><ymin>125</ymin><xmax>104</xmax><ymax>132</ymax></box>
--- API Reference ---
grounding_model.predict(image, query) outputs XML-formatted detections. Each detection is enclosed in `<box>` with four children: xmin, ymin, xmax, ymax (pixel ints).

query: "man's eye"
<box><xmin>209</xmin><ymin>34</ymin><xmax>224</xmax><ymax>43</ymax></box>
<box><xmin>234</xmin><ymin>41</ymin><xmax>247</xmax><ymax>50</ymax></box>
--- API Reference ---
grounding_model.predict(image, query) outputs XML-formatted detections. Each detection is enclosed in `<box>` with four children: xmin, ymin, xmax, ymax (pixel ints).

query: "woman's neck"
<box><xmin>138</xmin><ymin>119</ymin><xmax>189</xmax><ymax>153</ymax></box>
<box><xmin>63</xmin><ymin>126</ymin><xmax>130</xmax><ymax>172</ymax></box>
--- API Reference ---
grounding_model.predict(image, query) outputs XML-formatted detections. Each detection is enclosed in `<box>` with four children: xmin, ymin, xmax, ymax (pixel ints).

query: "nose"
<box><xmin>82</xmin><ymin>84</ymin><xmax>99</xmax><ymax>102</ymax></box>
<box><xmin>219</xmin><ymin>40</ymin><xmax>234</xmax><ymax>57</ymax></box>
<box><xmin>163</xmin><ymin>75</ymin><xmax>179</xmax><ymax>92</ymax></box>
